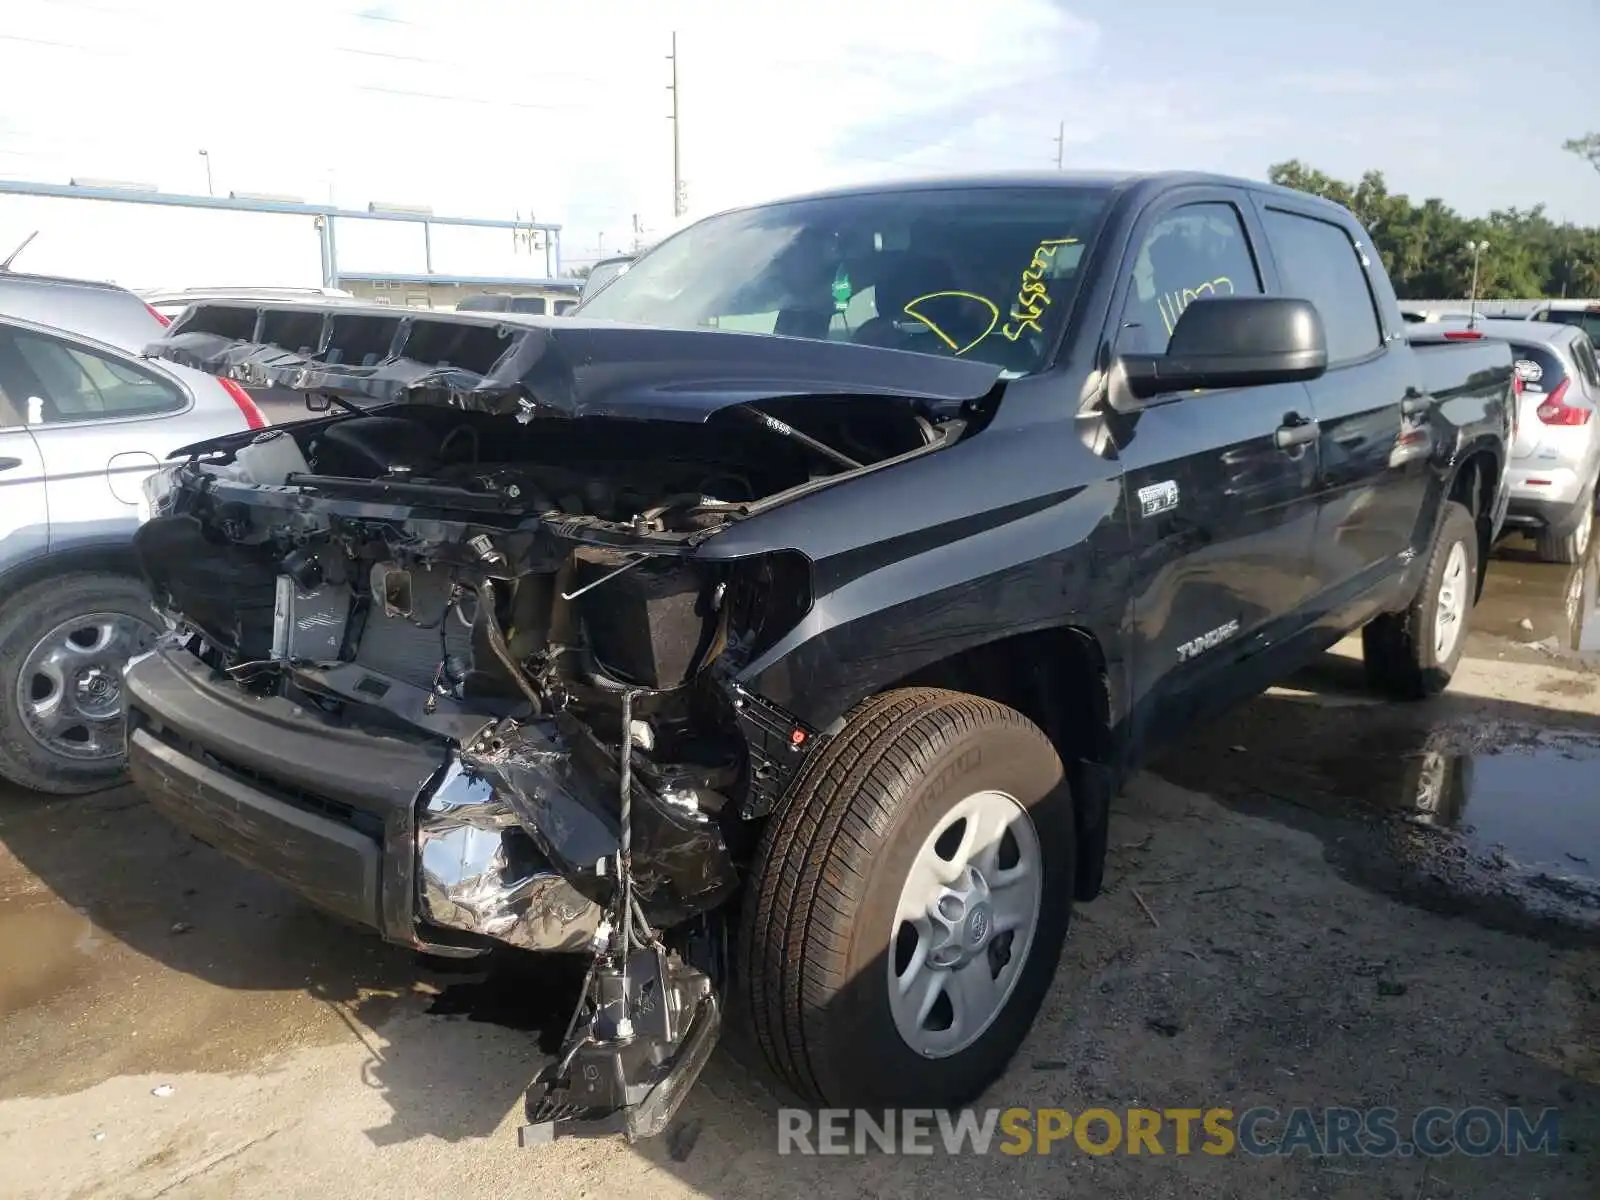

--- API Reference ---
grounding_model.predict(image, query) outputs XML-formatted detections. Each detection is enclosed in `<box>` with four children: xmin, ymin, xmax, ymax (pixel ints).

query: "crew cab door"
<box><xmin>1252</xmin><ymin>201</ymin><xmax>1427</xmax><ymax>611</ymax></box>
<box><xmin>1107</xmin><ymin>190</ymin><xmax>1320</xmax><ymax>739</ymax></box>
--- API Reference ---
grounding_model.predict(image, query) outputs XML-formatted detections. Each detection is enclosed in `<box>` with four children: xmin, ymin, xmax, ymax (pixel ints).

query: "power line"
<box><xmin>335</xmin><ymin>43</ymin><xmax>616</xmax><ymax>88</ymax></box>
<box><xmin>359</xmin><ymin>84</ymin><xmax>590</xmax><ymax>113</ymax></box>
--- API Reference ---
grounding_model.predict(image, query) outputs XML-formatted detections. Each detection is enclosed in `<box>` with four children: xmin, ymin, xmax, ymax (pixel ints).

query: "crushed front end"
<box><xmin>126</xmin><ymin>426</ymin><xmax>796</xmax><ymax>1139</ymax></box>
<box><xmin>124</xmin><ymin>302</ymin><xmax>992</xmax><ymax>1141</ymax></box>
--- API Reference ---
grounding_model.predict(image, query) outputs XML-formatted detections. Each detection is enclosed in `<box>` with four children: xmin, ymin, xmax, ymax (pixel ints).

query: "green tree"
<box><xmin>1563</xmin><ymin>133</ymin><xmax>1600</xmax><ymax>176</ymax></box>
<box><xmin>1266</xmin><ymin>159</ymin><xmax>1600</xmax><ymax>300</ymax></box>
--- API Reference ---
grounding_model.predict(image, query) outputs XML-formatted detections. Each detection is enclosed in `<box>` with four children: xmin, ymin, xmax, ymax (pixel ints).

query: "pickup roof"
<box><xmin>122</xmin><ymin>170</ymin><xmax>1512</xmax><ymax>1142</ymax></box>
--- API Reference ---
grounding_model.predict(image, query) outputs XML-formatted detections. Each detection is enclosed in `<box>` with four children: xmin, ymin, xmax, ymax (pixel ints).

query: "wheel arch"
<box><xmin>0</xmin><ymin>541</ymin><xmax>144</xmax><ymax>598</ymax></box>
<box><xmin>1447</xmin><ymin>443</ymin><xmax>1501</xmax><ymax>601</ymax></box>
<box><xmin>880</xmin><ymin>623</ymin><xmax>1118</xmax><ymax>903</ymax></box>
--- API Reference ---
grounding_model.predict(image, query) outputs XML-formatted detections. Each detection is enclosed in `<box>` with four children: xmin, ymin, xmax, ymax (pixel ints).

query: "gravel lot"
<box><xmin>2</xmin><ymin>541</ymin><xmax>1598</xmax><ymax>1199</ymax></box>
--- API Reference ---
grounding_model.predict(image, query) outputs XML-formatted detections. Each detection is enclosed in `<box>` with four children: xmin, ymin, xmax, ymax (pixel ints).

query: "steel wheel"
<box><xmin>1433</xmin><ymin>540</ymin><xmax>1470</xmax><ymax>662</ymax></box>
<box><xmin>888</xmin><ymin>788</ymin><xmax>1043</xmax><ymax>1059</ymax></box>
<box><xmin>17</xmin><ymin>611</ymin><xmax>160</xmax><ymax>761</ymax></box>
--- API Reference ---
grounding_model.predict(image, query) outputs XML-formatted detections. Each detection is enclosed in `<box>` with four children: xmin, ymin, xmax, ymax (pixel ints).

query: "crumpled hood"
<box><xmin>148</xmin><ymin>300</ymin><xmax>1003</xmax><ymax>423</ymax></box>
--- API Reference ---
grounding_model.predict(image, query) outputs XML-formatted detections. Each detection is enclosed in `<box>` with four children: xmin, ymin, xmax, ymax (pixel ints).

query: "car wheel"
<box><xmin>740</xmin><ymin>687</ymin><xmax>1075</xmax><ymax>1108</ymax></box>
<box><xmin>1362</xmin><ymin>500</ymin><xmax>1478</xmax><ymax>700</ymax></box>
<box><xmin>1535</xmin><ymin>488</ymin><xmax>1594</xmax><ymax>565</ymax></box>
<box><xmin>0</xmin><ymin>572</ymin><xmax>164</xmax><ymax>795</ymax></box>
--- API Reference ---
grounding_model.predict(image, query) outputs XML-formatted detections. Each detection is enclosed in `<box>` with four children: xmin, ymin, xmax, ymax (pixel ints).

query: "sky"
<box><xmin>0</xmin><ymin>0</ymin><xmax>1596</xmax><ymax>290</ymax></box>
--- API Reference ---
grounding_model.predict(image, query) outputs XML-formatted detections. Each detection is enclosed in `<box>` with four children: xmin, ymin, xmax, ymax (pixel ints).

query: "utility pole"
<box><xmin>1054</xmin><ymin>121</ymin><xmax>1065</xmax><ymax>170</ymax></box>
<box><xmin>198</xmin><ymin>148</ymin><xmax>213</xmax><ymax>196</ymax></box>
<box><xmin>667</xmin><ymin>32</ymin><xmax>684</xmax><ymax>218</ymax></box>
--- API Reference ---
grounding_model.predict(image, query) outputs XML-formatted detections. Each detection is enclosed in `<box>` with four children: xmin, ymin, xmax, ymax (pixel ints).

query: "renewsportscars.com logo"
<box><xmin>777</xmin><ymin>1106</ymin><xmax>1562</xmax><ymax>1158</ymax></box>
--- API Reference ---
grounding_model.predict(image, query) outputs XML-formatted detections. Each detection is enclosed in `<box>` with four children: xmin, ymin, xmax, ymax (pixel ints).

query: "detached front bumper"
<box><xmin>123</xmin><ymin>640</ymin><xmax>482</xmax><ymax>953</ymax></box>
<box><xmin>123</xmin><ymin>640</ymin><xmax>731</xmax><ymax>957</ymax></box>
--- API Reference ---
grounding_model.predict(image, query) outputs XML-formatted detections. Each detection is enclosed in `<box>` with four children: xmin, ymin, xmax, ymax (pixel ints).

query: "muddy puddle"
<box><xmin>1153</xmin><ymin>690</ymin><xmax>1600</xmax><ymax>940</ymax></box>
<box><xmin>1469</xmin><ymin>539</ymin><xmax>1600</xmax><ymax>666</ymax></box>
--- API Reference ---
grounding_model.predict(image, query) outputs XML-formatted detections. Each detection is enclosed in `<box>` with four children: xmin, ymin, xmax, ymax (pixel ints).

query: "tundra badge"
<box><xmin>1138</xmin><ymin>480</ymin><xmax>1179</xmax><ymax>518</ymax></box>
<box><xmin>1177</xmin><ymin>618</ymin><xmax>1239</xmax><ymax>662</ymax></box>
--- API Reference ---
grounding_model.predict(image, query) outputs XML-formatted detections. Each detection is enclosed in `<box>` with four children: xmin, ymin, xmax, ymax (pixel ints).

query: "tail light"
<box><xmin>144</xmin><ymin>302</ymin><xmax>171</xmax><ymax>327</ymax></box>
<box><xmin>1535</xmin><ymin>378</ymin><xmax>1589</xmax><ymax>426</ymax></box>
<box><xmin>1443</xmin><ymin>329</ymin><xmax>1482</xmax><ymax>339</ymax></box>
<box><xmin>219</xmin><ymin>377</ymin><xmax>268</xmax><ymax>429</ymax></box>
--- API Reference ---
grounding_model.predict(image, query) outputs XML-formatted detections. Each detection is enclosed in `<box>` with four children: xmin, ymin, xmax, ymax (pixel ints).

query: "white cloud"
<box><xmin>0</xmin><ymin>0</ymin><xmax>1106</xmax><ymax>285</ymax></box>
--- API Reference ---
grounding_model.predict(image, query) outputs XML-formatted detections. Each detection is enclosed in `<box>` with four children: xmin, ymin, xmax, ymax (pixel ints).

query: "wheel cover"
<box><xmin>1433</xmin><ymin>541</ymin><xmax>1470</xmax><ymax>662</ymax></box>
<box><xmin>16</xmin><ymin>611</ymin><xmax>160</xmax><ymax>762</ymax></box>
<box><xmin>887</xmin><ymin>789</ymin><xmax>1043</xmax><ymax>1059</ymax></box>
<box><xmin>1574</xmin><ymin>503</ymin><xmax>1593</xmax><ymax>560</ymax></box>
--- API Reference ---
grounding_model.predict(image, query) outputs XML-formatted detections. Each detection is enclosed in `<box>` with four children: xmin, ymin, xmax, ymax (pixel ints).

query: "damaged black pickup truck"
<box><xmin>123</xmin><ymin>172</ymin><xmax>1512</xmax><ymax>1142</ymax></box>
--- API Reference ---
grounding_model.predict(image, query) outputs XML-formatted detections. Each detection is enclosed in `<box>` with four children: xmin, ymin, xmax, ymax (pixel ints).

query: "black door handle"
<box><xmin>1274</xmin><ymin>415</ymin><xmax>1319</xmax><ymax>450</ymax></box>
<box><xmin>0</xmin><ymin>456</ymin><xmax>23</xmax><ymax>472</ymax></box>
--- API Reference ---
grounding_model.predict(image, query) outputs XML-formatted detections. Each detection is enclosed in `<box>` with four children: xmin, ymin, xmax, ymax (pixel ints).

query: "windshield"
<box><xmin>581</xmin><ymin>258</ymin><xmax>635</xmax><ymax>303</ymax></box>
<box><xmin>578</xmin><ymin>186</ymin><xmax>1114</xmax><ymax>375</ymax></box>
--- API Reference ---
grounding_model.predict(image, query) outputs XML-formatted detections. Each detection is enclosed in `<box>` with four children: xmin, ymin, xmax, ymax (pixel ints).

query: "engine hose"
<box><xmin>473</xmin><ymin>579</ymin><xmax>542</xmax><ymax>713</ymax></box>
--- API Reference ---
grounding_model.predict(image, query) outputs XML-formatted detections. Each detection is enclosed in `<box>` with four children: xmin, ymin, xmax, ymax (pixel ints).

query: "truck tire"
<box><xmin>740</xmin><ymin>687</ymin><xmax>1075</xmax><ymax>1108</ymax></box>
<box><xmin>1362</xmin><ymin>500</ymin><xmax>1478</xmax><ymax>700</ymax></box>
<box><xmin>1535</xmin><ymin>488</ymin><xmax>1594</xmax><ymax>565</ymax></box>
<box><xmin>0</xmin><ymin>572</ymin><xmax>164</xmax><ymax>795</ymax></box>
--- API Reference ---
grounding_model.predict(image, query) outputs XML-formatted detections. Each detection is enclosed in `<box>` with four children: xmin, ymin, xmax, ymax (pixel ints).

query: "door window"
<box><xmin>8</xmin><ymin>332</ymin><xmax>185</xmax><ymax>424</ymax></box>
<box><xmin>1261</xmin><ymin>208</ymin><xmax>1383</xmax><ymax>365</ymax></box>
<box><xmin>1118</xmin><ymin>202</ymin><xmax>1264</xmax><ymax>355</ymax></box>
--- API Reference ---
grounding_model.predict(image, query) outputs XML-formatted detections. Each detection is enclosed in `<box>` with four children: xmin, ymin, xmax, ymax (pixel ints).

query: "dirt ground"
<box><xmin>2</xmin><ymin>539</ymin><xmax>1599</xmax><ymax>1199</ymax></box>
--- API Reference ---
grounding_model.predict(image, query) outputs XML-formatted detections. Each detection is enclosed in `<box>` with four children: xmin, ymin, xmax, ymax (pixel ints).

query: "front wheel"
<box><xmin>0</xmin><ymin>572</ymin><xmax>163</xmax><ymax>794</ymax></box>
<box><xmin>740</xmin><ymin>688</ymin><xmax>1075</xmax><ymax>1108</ymax></box>
<box><xmin>1362</xmin><ymin>500</ymin><xmax>1478</xmax><ymax>699</ymax></box>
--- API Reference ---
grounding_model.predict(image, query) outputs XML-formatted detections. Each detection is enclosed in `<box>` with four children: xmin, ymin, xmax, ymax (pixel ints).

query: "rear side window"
<box><xmin>1509</xmin><ymin>343</ymin><xmax>1568</xmax><ymax>396</ymax></box>
<box><xmin>1261</xmin><ymin>208</ymin><xmax>1383</xmax><ymax>365</ymax></box>
<box><xmin>7</xmin><ymin>332</ymin><xmax>185</xmax><ymax>423</ymax></box>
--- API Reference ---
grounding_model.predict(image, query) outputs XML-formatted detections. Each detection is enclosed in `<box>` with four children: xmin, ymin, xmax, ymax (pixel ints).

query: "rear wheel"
<box><xmin>1363</xmin><ymin>500</ymin><xmax>1478</xmax><ymax>699</ymax></box>
<box><xmin>740</xmin><ymin>688</ymin><xmax>1075</xmax><ymax>1108</ymax></box>
<box><xmin>1535</xmin><ymin>488</ymin><xmax>1594</xmax><ymax>565</ymax></box>
<box><xmin>0</xmin><ymin>572</ymin><xmax>163</xmax><ymax>794</ymax></box>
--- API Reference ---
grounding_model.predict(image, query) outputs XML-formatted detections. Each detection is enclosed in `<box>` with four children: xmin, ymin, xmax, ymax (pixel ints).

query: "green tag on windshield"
<box><xmin>831</xmin><ymin>268</ymin><xmax>851</xmax><ymax>311</ymax></box>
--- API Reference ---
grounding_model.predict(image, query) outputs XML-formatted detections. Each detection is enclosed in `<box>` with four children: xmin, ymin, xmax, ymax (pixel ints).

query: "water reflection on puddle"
<box><xmin>1472</xmin><ymin>538</ymin><xmax>1600</xmax><ymax>661</ymax></box>
<box><xmin>1398</xmin><ymin>738</ymin><xmax>1600</xmax><ymax>902</ymax></box>
<box><xmin>1154</xmin><ymin>696</ymin><xmax>1600</xmax><ymax>933</ymax></box>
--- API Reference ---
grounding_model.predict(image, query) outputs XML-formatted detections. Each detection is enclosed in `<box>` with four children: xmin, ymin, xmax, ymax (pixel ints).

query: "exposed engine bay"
<box><xmin>132</xmin><ymin>394</ymin><xmax>962</xmax><ymax>1142</ymax></box>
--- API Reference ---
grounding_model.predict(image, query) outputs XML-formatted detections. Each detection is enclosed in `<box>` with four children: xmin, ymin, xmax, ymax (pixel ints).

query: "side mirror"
<box><xmin>1118</xmin><ymin>296</ymin><xmax>1328</xmax><ymax>401</ymax></box>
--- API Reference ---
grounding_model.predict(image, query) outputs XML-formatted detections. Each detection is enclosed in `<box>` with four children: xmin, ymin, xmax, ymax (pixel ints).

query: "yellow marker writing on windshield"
<box><xmin>1003</xmin><ymin>238</ymin><xmax>1079</xmax><ymax>341</ymax></box>
<box><xmin>902</xmin><ymin>291</ymin><xmax>1000</xmax><ymax>356</ymax></box>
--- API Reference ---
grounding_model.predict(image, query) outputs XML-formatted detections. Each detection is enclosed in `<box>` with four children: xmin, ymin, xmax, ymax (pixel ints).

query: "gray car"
<box><xmin>0</xmin><ymin>271</ymin><xmax>262</xmax><ymax>793</ymax></box>
<box><xmin>1474</xmin><ymin>318</ymin><xmax>1600</xmax><ymax>562</ymax></box>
